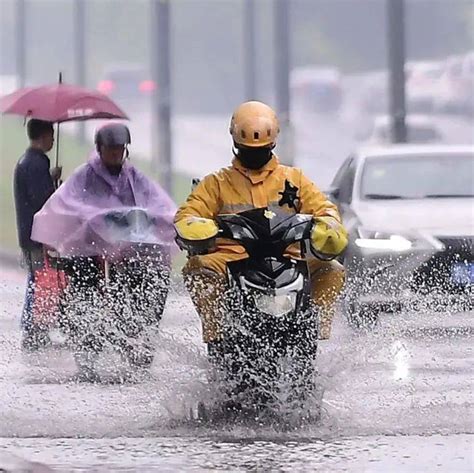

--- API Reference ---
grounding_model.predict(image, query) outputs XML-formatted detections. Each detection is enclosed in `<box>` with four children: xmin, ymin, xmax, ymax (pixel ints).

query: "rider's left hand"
<box><xmin>311</xmin><ymin>216</ymin><xmax>348</xmax><ymax>257</ymax></box>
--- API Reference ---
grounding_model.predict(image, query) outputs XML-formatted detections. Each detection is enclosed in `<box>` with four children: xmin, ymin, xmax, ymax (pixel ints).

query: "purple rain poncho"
<box><xmin>32</xmin><ymin>152</ymin><xmax>177</xmax><ymax>258</ymax></box>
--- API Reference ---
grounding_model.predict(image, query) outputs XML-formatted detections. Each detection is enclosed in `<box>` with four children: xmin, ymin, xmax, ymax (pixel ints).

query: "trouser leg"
<box><xmin>309</xmin><ymin>259</ymin><xmax>345</xmax><ymax>340</ymax></box>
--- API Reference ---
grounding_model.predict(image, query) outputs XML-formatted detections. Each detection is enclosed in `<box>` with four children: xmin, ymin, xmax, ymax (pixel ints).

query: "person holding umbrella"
<box><xmin>13</xmin><ymin>118</ymin><xmax>62</xmax><ymax>350</ymax></box>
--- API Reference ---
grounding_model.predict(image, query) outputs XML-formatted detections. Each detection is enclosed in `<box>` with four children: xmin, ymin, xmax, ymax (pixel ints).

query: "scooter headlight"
<box><xmin>253</xmin><ymin>292</ymin><xmax>297</xmax><ymax>317</ymax></box>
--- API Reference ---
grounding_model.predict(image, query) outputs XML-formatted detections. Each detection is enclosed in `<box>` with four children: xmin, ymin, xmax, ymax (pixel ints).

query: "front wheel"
<box><xmin>116</xmin><ymin>336</ymin><xmax>155</xmax><ymax>369</ymax></box>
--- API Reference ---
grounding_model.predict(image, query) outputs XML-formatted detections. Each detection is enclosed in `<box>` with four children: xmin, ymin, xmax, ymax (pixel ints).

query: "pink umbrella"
<box><xmin>0</xmin><ymin>81</ymin><xmax>128</xmax><ymax>123</ymax></box>
<box><xmin>0</xmin><ymin>73</ymin><xmax>129</xmax><ymax>169</ymax></box>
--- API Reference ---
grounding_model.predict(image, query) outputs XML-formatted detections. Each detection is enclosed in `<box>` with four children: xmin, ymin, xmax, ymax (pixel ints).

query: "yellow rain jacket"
<box><xmin>175</xmin><ymin>155</ymin><xmax>343</xmax><ymax>274</ymax></box>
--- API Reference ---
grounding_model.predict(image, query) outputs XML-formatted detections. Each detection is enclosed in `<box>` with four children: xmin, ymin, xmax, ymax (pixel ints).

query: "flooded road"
<box><xmin>1</xmin><ymin>434</ymin><xmax>472</xmax><ymax>472</ymax></box>
<box><xmin>0</xmin><ymin>266</ymin><xmax>473</xmax><ymax>471</ymax></box>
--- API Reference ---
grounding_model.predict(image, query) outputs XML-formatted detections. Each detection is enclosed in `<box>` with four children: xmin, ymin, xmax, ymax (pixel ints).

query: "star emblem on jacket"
<box><xmin>278</xmin><ymin>180</ymin><xmax>299</xmax><ymax>210</ymax></box>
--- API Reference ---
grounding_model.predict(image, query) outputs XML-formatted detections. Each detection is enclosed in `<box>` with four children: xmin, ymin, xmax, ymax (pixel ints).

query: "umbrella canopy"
<box><xmin>0</xmin><ymin>82</ymin><xmax>128</xmax><ymax>123</ymax></box>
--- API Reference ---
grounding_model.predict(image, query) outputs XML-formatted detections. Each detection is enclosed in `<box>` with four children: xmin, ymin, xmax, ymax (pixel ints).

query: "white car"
<box><xmin>291</xmin><ymin>67</ymin><xmax>343</xmax><ymax>113</ymax></box>
<box><xmin>406</xmin><ymin>60</ymin><xmax>444</xmax><ymax>113</ymax></box>
<box><xmin>435</xmin><ymin>53</ymin><xmax>474</xmax><ymax>115</ymax></box>
<box><xmin>327</xmin><ymin>145</ymin><xmax>474</xmax><ymax>326</ymax></box>
<box><xmin>363</xmin><ymin>115</ymin><xmax>443</xmax><ymax>144</ymax></box>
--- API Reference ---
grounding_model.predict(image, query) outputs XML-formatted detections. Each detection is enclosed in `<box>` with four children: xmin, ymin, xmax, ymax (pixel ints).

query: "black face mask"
<box><xmin>236</xmin><ymin>146</ymin><xmax>273</xmax><ymax>170</ymax></box>
<box><xmin>105</xmin><ymin>164</ymin><xmax>122</xmax><ymax>176</ymax></box>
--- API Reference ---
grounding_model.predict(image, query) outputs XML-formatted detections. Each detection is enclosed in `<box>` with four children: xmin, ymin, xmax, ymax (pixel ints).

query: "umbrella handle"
<box><xmin>55</xmin><ymin>71</ymin><xmax>63</xmax><ymax>168</ymax></box>
<box><xmin>55</xmin><ymin>122</ymin><xmax>60</xmax><ymax>168</ymax></box>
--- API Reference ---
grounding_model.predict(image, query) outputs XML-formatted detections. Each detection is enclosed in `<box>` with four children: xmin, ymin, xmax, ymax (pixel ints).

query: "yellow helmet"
<box><xmin>229</xmin><ymin>101</ymin><xmax>280</xmax><ymax>148</ymax></box>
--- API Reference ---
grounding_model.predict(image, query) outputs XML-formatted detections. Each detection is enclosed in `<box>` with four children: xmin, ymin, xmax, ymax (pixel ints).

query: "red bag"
<box><xmin>32</xmin><ymin>253</ymin><xmax>68</xmax><ymax>327</ymax></box>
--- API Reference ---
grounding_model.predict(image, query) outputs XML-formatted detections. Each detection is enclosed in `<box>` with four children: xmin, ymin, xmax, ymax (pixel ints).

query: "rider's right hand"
<box><xmin>175</xmin><ymin>216</ymin><xmax>219</xmax><ymax>241</ymax></box>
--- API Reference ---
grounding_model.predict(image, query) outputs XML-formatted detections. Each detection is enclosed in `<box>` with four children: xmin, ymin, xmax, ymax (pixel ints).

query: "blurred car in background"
<box><xmin>406</xmin><ymin>60</ymin><xmax>444</xmax><ymax>113</ymax></box>
<box><xmin>326</xmin><ymin>145</ymin><xmax>474</xmax><ymax>326</ymax></box>
<box><xmin>360</xmin><ymin>114</ymin><xmax>443</xmax><ymax>144</ymax></box>
<box><xmin>291</xmin><ymin>67</ymin><xmax>343</xmax><ymax>113</ymax></box>
<box><xmin>96</xmin><ymin>63</ymin><xmax>156</xmax><ymax>114</ymax></box>
<box><xmin>358</xmin><ymin>70</ymin><xmax>389</xmax><ymax>115</ymax></box>
<box><xmin>434</xmin><ymin>52</ymin><xmax>474</xmax><ymax>116</ymax></box>
<box><xmin>0</xmin><ymin>74</ymin><xmax>19</xmax><ymax>97</ymax></box>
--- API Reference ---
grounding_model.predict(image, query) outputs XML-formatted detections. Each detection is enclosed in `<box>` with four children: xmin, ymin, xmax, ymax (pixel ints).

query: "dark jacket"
<box><xmin>14</xmin><ymin>147</ymin><xmax>55</xmax><ymax>249</ymax></box>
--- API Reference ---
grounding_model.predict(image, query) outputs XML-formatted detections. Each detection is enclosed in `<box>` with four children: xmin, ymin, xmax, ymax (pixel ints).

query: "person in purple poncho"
<box><xmin>31</xmin><ymin>123</ymin><xmax>176</xmax><ymax>379</ymax></box>
<box><xmin>32</xmin><ymin>123</ymin><xmax>176</xmax><ymax>257</ymax></box>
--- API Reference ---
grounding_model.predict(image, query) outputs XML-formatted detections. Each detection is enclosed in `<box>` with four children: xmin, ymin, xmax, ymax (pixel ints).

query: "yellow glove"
<box><xmin>175</xmin><ymin>217</ymin><xmax>219</xmax><ymax>241</ymax></box>
<box><xmin>311</xmin><ymin>216</ymin><xmax>348</xmax><ymax>257</ymax></box>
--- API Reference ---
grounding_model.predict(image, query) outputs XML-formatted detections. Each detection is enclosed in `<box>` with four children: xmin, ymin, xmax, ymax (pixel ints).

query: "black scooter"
<box><xmin>179</xmin><ymin>207</ymin><xmax>322</xmax><ymax>417</ymax></box>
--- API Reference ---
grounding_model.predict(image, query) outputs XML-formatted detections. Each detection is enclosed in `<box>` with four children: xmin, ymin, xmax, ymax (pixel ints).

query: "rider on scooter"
<box><xmin>31</xmin><ymin>123</ymin><xmax>176</xmax><ymax>378</ymax></box>
<box><xmin>175</xmin><ymin>101</ymin><xmax>348</xmax><ymax>349</ymax></box>
<box><xmin>32</xmin><ymin>122</ymin><xmax>176</xmax><ymax>258</ymax></box>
